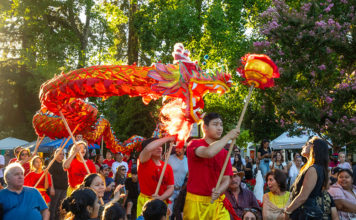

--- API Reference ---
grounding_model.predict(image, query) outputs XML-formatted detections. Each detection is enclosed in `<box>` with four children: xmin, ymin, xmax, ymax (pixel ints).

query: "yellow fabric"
<box><xmin>183</xmin><ymin>192</ymin><xmax>230</xmax><ymax>220</ymax></box>
<box><xmin>268</xmin><ymin>191</ymin><xmax>290</xmax><ymax>208</ymax></box>
<box><xmin>136</xmin><ymin>193</ymin><xmax>152</xmax><ymax>217</ymax></box>
<box><xmin>136</xmin><ymin>193</ymin><xmax>170</xmax><ymax>219</ymax></box>
<box><xmin>66</xmin><ymin>185</ymin><xmax>76</xmax><ymax>197</ymax></box>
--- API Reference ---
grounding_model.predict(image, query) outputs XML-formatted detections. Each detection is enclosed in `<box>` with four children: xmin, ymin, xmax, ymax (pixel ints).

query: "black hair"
<box><xmin>141</xmin><ymin>138</ymin><xmax>159</xmax><ymax>151</ymax></box>
<box><xmin>131</xmin><ymin>165</ymin><xmax>137</xmax><ymax>174</ymax></box>
<box><xmin>102</xmin><ymin>203</ymin><xmax>125</xmax><ymax>220</ymax></box>
<box><xmin>203</xmin><ymin>112</ymin><xmax>222</xmax><ymax>126</ymax></box>
<box><xmin>142</xmin><ymin>199</ymin><xmax>167</xmax><ymax>220</ymax></box>
<box><xmin>81</xmin><ymin>173</ymin><xmax>105</xmax><ymax>188</ymax></box>
<box><xmin>260</xmin><ymin>139</ymin><xmax>270</xmax><ymax>149</ymax></box>
<box><xmin>242</xmin><ymin>208</ymin><xmax>262</xmax><ymax>220</ymax></box>
<box><xmin>331</xmin><ymin>167</ymin><xmax>342</xmax><ymax>175</ymax></box>
<box><xmin>61</xmin><ymin>187</ymin><xmax>97</xmax><ymax>220</ymax></box>
<box><xmin>310</xmin><ymin>137</ymin><xmax>329</xmax><ymax>189</ymax></box>
<box><xmin>266</xmin><ymin>169</ymin><xmax>287</xmax><ymax>192</ymax></box>
<box><xmin>337</xmin><ymin>168</ymin><xmax>353</xmax><ymax>179</ymax></box>
<box><xmin>233</xmin><ymin>154</ymin><xmax>243</xmax><ymax>169</ymax></box>
<box><xmin>95</xmin><ymin>154</ymin><xmax>103</xmax><ymax>164</ymax></box>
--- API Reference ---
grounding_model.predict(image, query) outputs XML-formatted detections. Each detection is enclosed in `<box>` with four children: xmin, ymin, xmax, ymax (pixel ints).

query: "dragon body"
<box><xmin>33</xmin><ymin>43</ymin><xmax>232</xmax><ymax>153</ymax></box>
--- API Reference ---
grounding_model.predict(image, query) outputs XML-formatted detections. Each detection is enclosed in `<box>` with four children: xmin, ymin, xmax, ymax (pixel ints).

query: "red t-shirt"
<box><xmin>24</xmin><ymin>171</ymin><xmax>52</xmax><ymax>203</ymax></box>
<box><xmin>186</xmin><ymin>139</ymin><xmax>233</xmax><ymax>196</ymax></box>
<box><xmin>137</xmin><ymin>158</ymin><xmax>174</xmax><ymax>196</ymax></box>
<box><xmin>22</xmin><ymin>162</ymin><xmax>31</xmax><ymax>176</ymax></box>
<box><xmin>9</xmin><ymin>158</ymin><xmax>17</xmax><ymax>163</ymax></box>
<box><xmin>103</xmin><ymin>159</ymin><xmax>115</xmax><ymax>177</ymax></box>
<box><xmin>67</xmin><ymin>158</ymin><xmax>96</xmax><ymax>188</ymax></box>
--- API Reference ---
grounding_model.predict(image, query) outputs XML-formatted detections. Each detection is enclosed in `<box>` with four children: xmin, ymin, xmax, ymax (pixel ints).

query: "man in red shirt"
<box><xmin>63</xmin><ymin>140</ymin><xmax>96</xmax><ymax>196</ymax></box>
<box><xmin>136</xmin><ymin>136</ymin><xmax>175</xmax><ymax>217</ymax></box>
<box><xmin>183</xmin><ymin>112</ymin><xmax>240</xmax><ymax>219</ymax></box>
<box><xmin>103</xmin><ymin>151</ymin><xmax>115</xmax><ymax>177</ymax></box>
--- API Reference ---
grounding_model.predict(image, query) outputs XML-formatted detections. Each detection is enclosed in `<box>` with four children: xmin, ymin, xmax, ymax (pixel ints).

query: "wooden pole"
<box><xmin>153</xmin><ymin>143</ymin><xmax>174</xmax><ymax>196</ymax></box>
<box><xmin>100</xmin><ymin>136</ymin><xmax>104</xmax><ymax>155</ymax></box>
<box><xmin>34</xmin><ymin>125</ymin><xmax>79</xmax><ymax>188</ymax></box>
<box><xmin>58</xmin><ymin>110</ymin><xmax>90</xmax><ymax>174</ymax></box>
<box><xmin>211</xmin><ymin>85</ymin><xmax>254</xmax><ymax>203</ymax></box>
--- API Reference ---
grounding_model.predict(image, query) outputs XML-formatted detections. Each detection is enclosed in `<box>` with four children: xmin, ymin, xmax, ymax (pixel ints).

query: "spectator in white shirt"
<box><xmin>112</xmin><ymin>152</ymin><xmax>128</xmax><ymax>177</ymax></box>
<box><xmin>288</xmin><ymin>156</ymin><xmax>303</xmax><ymax>187</ymax></box>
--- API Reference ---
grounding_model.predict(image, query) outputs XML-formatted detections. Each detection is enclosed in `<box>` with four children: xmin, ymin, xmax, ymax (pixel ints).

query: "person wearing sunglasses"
<box><xmin>9</xmin><ymin>146</ymin><xmax>23</xmax><ymax>164</ymax></box>
<box><xmin>16</xmin><ymin>148</ymin><xmax>38</xmax><ymax>176</ymax></box>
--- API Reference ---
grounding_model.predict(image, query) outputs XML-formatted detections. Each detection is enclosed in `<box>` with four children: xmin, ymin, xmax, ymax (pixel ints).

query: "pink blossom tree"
<box><xmin>254</xmin><ymin>0</ymin><xmax>355</xmax><ymax>150</ymax></box>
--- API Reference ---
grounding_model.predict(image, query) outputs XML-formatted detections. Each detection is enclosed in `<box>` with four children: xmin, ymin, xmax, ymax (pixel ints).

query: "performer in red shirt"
<box><xmin>63</xmin><ymin>140</ymin><xmax>96</xmax><ymax>196</ymax></box>
<box><xmin>17</xmin><ymin>148</ymin><xmax>40</xmax><ymax>176</ymax></box>
<box><xmin>136</xmin><ymin>136</ymin><xmax>175</xmax><ymax>217</ymax></box>
<box><xmin>24</xmin><ymin>156</ymin><xmax>53</xmax><ymax>204</ymax></box>
<box><xmin>183</xmin><ymin>112</ymin><xmax>240</xmax><ymax>220</ymax></box>
<box><xmin>9</xmin><ymin>146</ymin><xmax>23</xmax><ymax>164</ymax></box>
<box><xmin>103</xmin><ymin>151</ymin><xmax>115</xmax><ymax>177</ymax></box>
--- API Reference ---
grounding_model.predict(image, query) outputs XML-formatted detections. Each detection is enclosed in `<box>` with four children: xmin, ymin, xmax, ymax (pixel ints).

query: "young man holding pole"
<box><xmin>136</xmin><ymin>136</ymin><xmax>175</xmax><ymax>217</ymax></box>
<box><xmin>183</xmin><ymin>113</ymin><xmax>240</xmax><ymax>220</ymax></box>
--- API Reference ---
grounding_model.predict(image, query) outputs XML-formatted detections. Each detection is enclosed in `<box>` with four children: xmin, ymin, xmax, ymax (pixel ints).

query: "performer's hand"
<box><xmin>151</xmin><ymin>194</ymin><xmax>163</xmax><ymax>200</ymax></box>
<box><xmin>211</xmin><ymin>187</ymin><xmax>220</xmax><ymax>202</ymax></box>
<box><xmin>226</xmin><ymin>128</ymin><xmax>240</xmax><ymax>140</ymax></box>
<box><xmin>166</xmin><ymin>135</ymin><xmax>177</xmax><ymax>142</ymax></box>
<box><xmin>74</xmin><ymin>144</ymin><xmax>82</xmax><ymax>153</ymax></box>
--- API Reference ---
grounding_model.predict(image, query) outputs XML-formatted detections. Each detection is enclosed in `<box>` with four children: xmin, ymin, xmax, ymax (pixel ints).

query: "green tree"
<box><xmin>0</xmin><ymin>0</ymin><xmax>120</xmax><ymax>140</ymax></box>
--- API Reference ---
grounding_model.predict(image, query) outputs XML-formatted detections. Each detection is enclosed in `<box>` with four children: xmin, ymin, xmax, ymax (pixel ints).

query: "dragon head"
<box><xmin>148</xmin><ymin>43</ymin><xmax>232</xmax><ymax>124</ymax></box>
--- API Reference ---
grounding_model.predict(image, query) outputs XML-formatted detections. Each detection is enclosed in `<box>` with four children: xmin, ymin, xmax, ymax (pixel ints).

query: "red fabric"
<box><xmin>9</xmin><ymin>158</ymin><xmax>17</xmax><ymax>163</ymax></box>
<box><xmin>22</xmin><ymin>162</ymin><xmax>31</xmax><ymax>176</ymax></box>
<box><xmin>24</xmin><ymin>171</ymin><xmax>52</xmax><ymax>203</ymax></box>
<box><xmin>186</xmin><ymin>139</ymin><xmax>233</xmax><ymax>196</ymax></box>
<box><xmin>103</xmin><ymin>159</ymin><xmax>115</xmax><ymax>177</ymax></box>
<box><xmin>12</xmin><ymin>160</ymin><xmax>31</xmax><ymax>176</ymax></box>
<box><xmin>223</xmin><ymin>197</ymin><xmax>241</xmax><ymax>220</ymax></box>
<box><xmin>137</xmin><ymin>158</ymin><xmax>174</xmax><ymax>196</ymax></box>
<box><xmin>329</xmin><ymin>161</ymin><xmax>339</xmax><ymax>168</ymax></box>
<box><xmin>67</xmin><ymin>158</ymin><xmax>96</xmax><ymax>188</ymax></box>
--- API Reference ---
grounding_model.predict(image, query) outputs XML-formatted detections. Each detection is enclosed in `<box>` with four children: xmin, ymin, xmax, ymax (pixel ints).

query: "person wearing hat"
<box><xmin>125</xmin><ymin>166</ymin><xmax>139</xmax><ymax>220</ymax></box>
<box><xmin>183</xmin><ymin>113</ymin><xmax>240</xmax><ymax>219</ymax></box>
<box><xmin>225</xmin><ymin>166</ymin><xmax>260</xmax><ymax>218</ymax></box>
<box><xmin>329</xmin><ymin>152</ymin><xmax>339</xmax><ymax>168</ymax></box>
<box><xmin>99</xmin><ymin>164</ymin><xmax>115</xmax><ymax>203</ymax></box>
<box><xmin>112</xmin><ymin>152</ymin><xmax>128</xmax><ymax>177</ymax></box>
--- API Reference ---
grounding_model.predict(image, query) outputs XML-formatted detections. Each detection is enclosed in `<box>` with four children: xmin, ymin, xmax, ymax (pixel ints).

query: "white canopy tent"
<box><xmin>270</xmin><ymin>131</ymin><xmax>318</xmax><ymax>150</ymax></box>
<box><xmin>0</xmin><ymin>137</ymin><xmax>29</xmax><ymax>150</ymax></box>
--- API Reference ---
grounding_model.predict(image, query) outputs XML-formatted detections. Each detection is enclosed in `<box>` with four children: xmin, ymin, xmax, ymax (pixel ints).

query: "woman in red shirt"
<box><xmin>63</xmin><ymin>140</ymin><xmax>96</xmax><ymax>196</ymax></box>
<box><xmin>17</xmin><ymin>148</ymin><xmax>33</xmax><ymax>176</ymax></box>
<box><xmin>24</xmin><ymin>156</ymin><xmax>53</xmax><ymax>204</ymax></box>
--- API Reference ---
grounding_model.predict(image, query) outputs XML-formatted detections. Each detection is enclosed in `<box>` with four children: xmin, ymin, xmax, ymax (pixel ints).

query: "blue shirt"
<box><xmin>168</xmin><ymin>154</ymin><xmax>188</xmax><ymax>188</ymax></box>
<box><xmin>0</xmin><ymin>186</ymin><xmax>48</xmax><ymax>220</ymax></box>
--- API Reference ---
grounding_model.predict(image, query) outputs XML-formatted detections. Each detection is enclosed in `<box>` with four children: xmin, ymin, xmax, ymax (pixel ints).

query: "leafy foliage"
<box><xmin>254</xmin><ymin>0</ymin><xmax>356</xmax><ymax>150</ymax></box>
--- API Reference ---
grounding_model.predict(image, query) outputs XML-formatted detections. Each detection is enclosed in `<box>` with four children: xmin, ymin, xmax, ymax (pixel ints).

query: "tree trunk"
<box><xmin>127</xmin><ymin>0</ymin><xmax>138</xmax><ymax>65</ymax></box>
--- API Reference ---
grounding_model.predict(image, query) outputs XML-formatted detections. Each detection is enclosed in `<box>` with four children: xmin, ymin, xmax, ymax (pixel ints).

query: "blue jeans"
<box><xmin>260</xmin><ymin>160</ymin><xmax>270</xmax><ymax>179</ymax></box>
